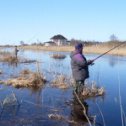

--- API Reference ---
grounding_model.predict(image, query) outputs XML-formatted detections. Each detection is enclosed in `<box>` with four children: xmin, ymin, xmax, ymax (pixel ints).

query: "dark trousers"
<box><xmin>75</xmin><ymin>80</ymin><xmax>84</xmax><ymax>95</ymax></box>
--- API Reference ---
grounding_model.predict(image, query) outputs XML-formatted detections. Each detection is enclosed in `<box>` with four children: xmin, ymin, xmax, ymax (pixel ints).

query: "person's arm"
<box><xmin>74</xmin><ymin>54</ymin><xmax>94</xmax><ymax>67</ymax></box>
<box><xmin>73</xmin><ymin>54</ymin><xmax>88</xmax><ymax>67</ymax></box>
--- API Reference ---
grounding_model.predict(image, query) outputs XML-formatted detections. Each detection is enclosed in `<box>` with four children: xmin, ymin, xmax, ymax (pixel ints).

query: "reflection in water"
<box><xmin>0</xmin><ymin>86</ymin><xmax>44</xmax><ymax>121</ymax></box>
<box><xmin>108</xmin><ymin>56</ymin><xmax>117</xmax><ymax>67</ymax></box>
<box><xmin>0</xmin><ymin>104</ymin><xmax>20</xmax><ymax>119</ymax></box>
<box><xmin>30</xmin><ymin>86</ymin><xmax>44</xmax><ymax>105</ymax></box>
<box><xmin>70</xmin><ymin>92</ymin><xmax>89</xmax><ymax>125</ymax></box>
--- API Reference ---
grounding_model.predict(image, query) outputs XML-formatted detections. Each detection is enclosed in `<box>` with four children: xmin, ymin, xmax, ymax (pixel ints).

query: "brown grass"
<box><xmin>0</xmin><ymin>51</ymin><xmax>18</xmax><ymax>63</ymax></box>
<box><xmin>0</xmin><ymin>53</ymin><xmax>36</xmax><ymax>64</ymax></box>
<box><xmin>0</xmin><ymin>69</ymin><xmax>46</xmax><ymax>88</ymax></box>
<box><xmin>0</xmin><ymin>51</ymin><xmax>11</xmax><ymax>56</ymax></box>
<box><xmin>50</xmin><ymin>54</ymin><xmax>66</xmax><ymax>59</ymax></box>
<box><xmin>51</xmin><ymin>75</ymin><xmax>69</xmax><ymax>89</ymax></box>
<box><xmin>20</xmin><ymin>44</ymin><xmax>126</xmax><ymax>56</ymax></box>
<box><xmin>82</xmin><ymin>82</ymin><xmax>105</xmax><ymax>98</ymax></box>
<box><xmin>2</xmin><ymin>55</ymin><xmax>18</xmax><ymax>63</ymax></box>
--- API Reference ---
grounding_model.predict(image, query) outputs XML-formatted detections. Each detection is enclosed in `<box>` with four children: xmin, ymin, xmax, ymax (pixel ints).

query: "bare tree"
<box><xmin>110</xmin><ymin>34</ymin><xmax>118</xmax><ymax>41</ymax></box>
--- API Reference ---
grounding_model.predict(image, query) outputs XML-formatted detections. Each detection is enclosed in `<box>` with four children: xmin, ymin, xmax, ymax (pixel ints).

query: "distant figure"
<box><xmin>14</xmin><ymin>46</ymin><xmax>19</xmax><ymax>59</ymax></box>
<box><xmin>70</xmin><ymin>43</ymin><xmax>94</xmax><ymax>96</ymax></box>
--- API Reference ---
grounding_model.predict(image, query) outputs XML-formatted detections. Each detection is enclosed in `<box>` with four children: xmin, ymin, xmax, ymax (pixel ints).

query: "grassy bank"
<box><xmin>20</xmin><ymin>44</ymin><xmax>126</xmax><ymax>56</ymax></box>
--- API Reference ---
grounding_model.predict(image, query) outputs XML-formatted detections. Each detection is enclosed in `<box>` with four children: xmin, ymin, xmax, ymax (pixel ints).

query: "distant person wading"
<box><xmin>70</xmin><ymin>43</ymin><xmax>94</xmax><ymax>95</ymax></box>
<box><xmin>14</xmin><ymin>46</ymin><xmax>19</xmax><ymax>59</ymax></box>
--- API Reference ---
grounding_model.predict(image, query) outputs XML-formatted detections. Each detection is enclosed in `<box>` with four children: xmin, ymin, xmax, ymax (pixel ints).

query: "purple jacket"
<box><xmin>70</xmin><ymin>50</ymin><xmax>89</xmax><ymax>81</ymax></box>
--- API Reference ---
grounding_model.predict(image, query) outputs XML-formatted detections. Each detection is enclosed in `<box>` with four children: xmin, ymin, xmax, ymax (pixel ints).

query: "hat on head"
<box><xmin>75</xmin><ymin>43</ymin><xmax>83</xmax><ymax>50</ymax></box>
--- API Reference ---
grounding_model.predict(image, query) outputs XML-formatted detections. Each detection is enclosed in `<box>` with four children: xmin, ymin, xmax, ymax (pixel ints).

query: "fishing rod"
<box><xmin>92</xmin><ymin>42</ymin><xmax>125</xmax><ymax>62</ymax></box>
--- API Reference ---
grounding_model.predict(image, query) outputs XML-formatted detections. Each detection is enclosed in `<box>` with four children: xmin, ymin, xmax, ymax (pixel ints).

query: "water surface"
<box><xmin>0</xmin><ymin>49</ymin><xmax>126</xmax><ymax>126</ymax></box>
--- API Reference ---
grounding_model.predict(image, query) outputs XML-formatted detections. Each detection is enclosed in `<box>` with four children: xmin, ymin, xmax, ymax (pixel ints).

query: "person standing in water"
<box><xmin>70</xmin><ymin>43</ymin><xmax>94</xmax><ymax>95</ymax></box>
<box><xmin>14</xmin><ymin>46</ymin><xmax>19</xmax><ymax>59</ymax></box>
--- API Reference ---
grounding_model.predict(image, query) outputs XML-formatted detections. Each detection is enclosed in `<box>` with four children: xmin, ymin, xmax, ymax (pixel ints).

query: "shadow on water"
<box><xmin>69</xmin><ymin>93</ymin><xmax>90</xmax><ymax>126</ymax></box>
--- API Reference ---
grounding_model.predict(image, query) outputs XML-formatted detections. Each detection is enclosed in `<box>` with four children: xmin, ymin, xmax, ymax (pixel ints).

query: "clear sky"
<box><xmin>0</xmin><ymin>0</ymin><xmax>126</xmax><ymax>45</ymax></box>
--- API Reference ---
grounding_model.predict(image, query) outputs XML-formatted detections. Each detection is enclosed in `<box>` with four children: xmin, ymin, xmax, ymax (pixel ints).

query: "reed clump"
<box><xmin>48</xmin><ymin>114</ymin><xmax>64</xmax><ymax>120</ymax></box>
<box><xmin>0</xmin><ymin>51</ymin><xmax>18</xmax><ymax>63</ymax></box>
<box><xmin>82</xmin><ymin>82</ymin><xmax>105</xmax><ymax>98</ymax></box>
<box><xmin>50</xmin><ymin>54</ymin><xmax>66</xmax><ymax>59</ymax></box>
<box><xmin>2</xmin><ymin>55</ymin><xmax>18</xmax><ymax>63</ymax></box>
<box><xmin>0</xmin><ymin>51</ymin><xmax>11</xmax><ymax>56</ymax></box>
<box><xmin>20</xmin><ymin>69</ymin><xmax>32</xmax><ymax>75</ymax></box>
<box><xmin>0</xmin><ymin>50</ymin><xmax>36</xmax><ymax>64</ymax></box>
<box><xmin>51</xmin><ymin>75</ymin><xmax>69</xmax><ymax>89</ymax></box>
<box><xmin>2</xmin><ymin>69</ymin><xmax>46</xmax><ymax>88</ymax></box>
<box><xmin>0</xmin><ymin>55</ymin><xmax>36</xmax><ymax>64</ymax></box>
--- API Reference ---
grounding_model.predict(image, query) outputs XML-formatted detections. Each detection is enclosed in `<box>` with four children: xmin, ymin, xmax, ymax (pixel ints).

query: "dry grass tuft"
<box><xmin>0</xmin><ymin>55</ymin><xmax>18</xmax><ymax>63</ymax></box>
<box><xmin>82</xmin><ymin>82</ymin><xmax>105</xmax><ymax>98</ymax></box>
<box><xmin>48</xmin><ymin>114</ymin><xmax>64</xmax><ymax>120</ymax></box>
<box><xmin>51</xmin><ymin>75</ymin><xmax>69</xmax><ymax>89</ymax></box>
<box><xmin>20</xmin><ymin>69</ymin><xmax>32</xmax><ymax>75</ymax></box>
<box><xmin>50</xmin><ymin>54</ymin><xmax>66</xmax><ymax>59</ymax></box>
<box><xmin>0</xmin><ymin>51</ymin><xmax>36</xmax><ymax>64</ymax></box>
<box><xmin>19</xmin><ymin>59</ymin><xmax>36</xmax><ymax>63</ymax></box>
<box><xmin>1</xmin><ymin>69</ymin><xmax>46</xmax><ymax>88</ymax></box>
<box><xmin>4</xmin><ymin>56</ymin><xmax>18</xmax><ymax>63</ymax></box>
<box><xmin>0</xmin><ymin>51</ymin><xmax>11</xmax><ymax>56</ymax></box>
<box><xmin>0</xmin><ymin>51</ymin><xmax>18</xmax><ymax>63</ymax></box>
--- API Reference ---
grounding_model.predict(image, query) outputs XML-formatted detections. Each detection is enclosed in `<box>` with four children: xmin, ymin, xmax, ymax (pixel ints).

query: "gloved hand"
<box><xmin>87</xmin><ymin>60</ymin><xmax>94</xmax><ymax>65</ymax></box>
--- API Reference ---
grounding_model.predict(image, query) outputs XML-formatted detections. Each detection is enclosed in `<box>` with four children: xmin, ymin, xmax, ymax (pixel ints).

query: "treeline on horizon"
<box><xmin>1</xmin><ymin>39</ymin><xmax>126</xmax><ymax>47</ymax></box>
<box><xmin>0</xmin><ymin>34</ymin><xmax>126</xmax><ymax>47</ymax></box>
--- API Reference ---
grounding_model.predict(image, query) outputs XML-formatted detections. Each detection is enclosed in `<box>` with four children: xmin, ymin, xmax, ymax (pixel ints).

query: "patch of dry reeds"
<box><xmin>82</xmin><ymin>82</ymin><xmax>105</xmax><ymax>98</ymax></box>
<box><xmin>2</xmin><ymin>55</ymin><xmax>18</xmax><ymax>63</ymax></box>
<box><xmin>48</xmin><ymin>113</ymin><xmax>77</xmax><ymax>125</ymax></box>
<box><xmin>51</xmin><ymin>75</ymin><xmax>69</xmax><ymax>89</ymax></box>
<box><xmin>19</xmin><ymin>59</ymin><xmax>36</xmax><ymax>63</ymax></box>
<box><xmin>50</xmin><ymin>54</ymin><xmax>66</xmax><ymax>59</ymax></box>
<box><xmin>0</xmin><ymin>53</ymin><xmax>36</xmax><ymax>64</ymax></box>
<box><xmin>0</xmin><ymin>51</ymin><xmax>11</xmax><ymax>56</ymax></box>
<box><xmin>1</xmin><ymin>69</ymin><xmax>46</xmax><ymax>88</ymax></box>
<box><xmin>20</xmin><ymin>69</ymin><xmax>32</xmax><ymax>75</ymax></box>
<box><xmin>0</xmin><ymin>51</ymin><xmax>18</xmax><ymax>63</ymax></box>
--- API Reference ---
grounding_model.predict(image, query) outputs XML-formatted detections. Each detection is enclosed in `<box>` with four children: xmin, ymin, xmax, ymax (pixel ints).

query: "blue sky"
<box><xmin>0</xmin><ymin>0</ymin><xmax>126</xmax><ymax>45</ymax></box>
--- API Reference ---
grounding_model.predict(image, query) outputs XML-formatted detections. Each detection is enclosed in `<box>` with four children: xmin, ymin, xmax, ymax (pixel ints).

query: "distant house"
<box><xmin>44</xmin><ymin>41</ymin><xmax>56</xmax><ymax>46</ymax></box>
<box><xmin>50</xmin><ymin>34</ymin><xmax>67</xmax><ymax>46</ymax></box>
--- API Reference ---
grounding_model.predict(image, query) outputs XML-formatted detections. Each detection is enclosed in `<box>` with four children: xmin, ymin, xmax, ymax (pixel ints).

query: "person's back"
<box><xmin>70</xmin><ymin>49</ymin><xmax>89</xmax><ymax>81</ymax></box>
<box><xmin>70</xmin><ymin>43</ymin><xmax>93</xmax><ymax>95</ymax></box>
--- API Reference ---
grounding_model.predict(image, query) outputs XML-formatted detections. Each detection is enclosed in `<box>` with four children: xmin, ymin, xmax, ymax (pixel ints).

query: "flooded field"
<box><xmin>0</xmin><ymin>48</ymin><xmax>126</xmax><ymax>126</ymax></box>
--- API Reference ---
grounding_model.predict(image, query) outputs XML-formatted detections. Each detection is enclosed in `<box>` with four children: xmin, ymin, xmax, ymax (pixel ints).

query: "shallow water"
<box><xmin>0</xmin><ymin>49</ymin><xmax>126</xmax><ymax>126</ymax></box>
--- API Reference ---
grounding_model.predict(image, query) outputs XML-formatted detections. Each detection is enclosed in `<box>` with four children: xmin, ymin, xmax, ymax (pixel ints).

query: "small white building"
<box><xmin>50</xmin><ymin>34</ymin><xmax>67</xmax><ymax>46</ymax></box>
<box><xmin>44</xmin><ymin>41</ymin><xmax>56</xmax><ymax>46</ymax></box>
